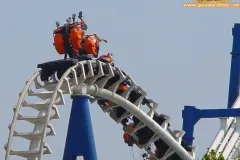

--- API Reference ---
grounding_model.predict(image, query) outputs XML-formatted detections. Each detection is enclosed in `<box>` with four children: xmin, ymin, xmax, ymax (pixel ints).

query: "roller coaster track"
<box><xmin>208</xmin><ymin>96</ymin><xmax>240</xmax><ymax>160</ymax></box>
<box><xmin>4</xmin><ymin>60</ymin><xmax>195</xmax><ymax>160</ymax></box>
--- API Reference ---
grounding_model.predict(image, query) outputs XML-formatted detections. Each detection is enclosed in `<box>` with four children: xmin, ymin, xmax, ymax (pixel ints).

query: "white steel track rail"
<box><xmin>208</xmin><ymin>96</ymin><xmax>240</xmax><ymax>160</ymax></box>
<box><xmin>4</xmin><ymin>60</ymin><xmax>195</xmax><ymax>160</ymax></box>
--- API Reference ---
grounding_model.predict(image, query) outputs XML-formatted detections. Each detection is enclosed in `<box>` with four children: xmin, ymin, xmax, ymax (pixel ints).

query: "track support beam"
<box><xmin>182</xmin><ymin>105</ymin><xmax>240</xmax><ymax>146</ymax></box>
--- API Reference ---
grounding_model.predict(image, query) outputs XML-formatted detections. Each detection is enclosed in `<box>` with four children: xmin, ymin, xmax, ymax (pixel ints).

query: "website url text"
<box><xmin>183</xmin><ymin>3</ymin><xmax>240</xmax><ymax>8</ymax></box>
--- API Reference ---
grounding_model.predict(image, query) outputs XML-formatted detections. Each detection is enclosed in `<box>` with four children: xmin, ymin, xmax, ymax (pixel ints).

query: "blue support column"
<box><xmin>182</xmin><ymin>105</ymin><xmax>240</xmax><ymax>146</ymax></box>
<box><xmin>182</xmin><ymin>106</ymin><xmax>200</xmax><ymax>146</ymax></box>
<box><xmin>63</xmin><ymin>94</ymin><xmax>98</xmax><ymax>160</ymax></box>
<box><xmin>227</xmin><ymin>23</ymin><xmax>240</xmax><ymax>108</ymax></box>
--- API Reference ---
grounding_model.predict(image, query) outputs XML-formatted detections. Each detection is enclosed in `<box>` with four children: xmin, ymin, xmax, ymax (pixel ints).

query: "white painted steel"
<box><xmin>5</xmin><ymin>60</ymin><xmax>195</xmax><ymax>160</ymax></box>
<box><xmin>72</xmin><ymin>84</ymin><xmax>194</xmax><ymax>160</ymax></box>
<box><xmin>208</xmin><ymin>96</ymin><xmax>240</xmax><ymax>159</ymax></box>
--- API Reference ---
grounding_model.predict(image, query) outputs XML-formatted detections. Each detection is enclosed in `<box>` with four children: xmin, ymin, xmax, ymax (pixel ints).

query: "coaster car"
<box><xmin>37</xmin><ymin>54</ymin><xmax>114</xmax><ymax>82</ymax></box>
<box><xmin>37</xmin><ymin>58</ymin><xmax>79</xmax><ymax>82</ymax></box>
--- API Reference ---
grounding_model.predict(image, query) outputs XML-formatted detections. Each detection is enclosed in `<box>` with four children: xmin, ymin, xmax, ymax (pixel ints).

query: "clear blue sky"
<box><xmin>1</xmin><ymin>0</ymin><xmax>240</xmax><ymax>159</ymax></box>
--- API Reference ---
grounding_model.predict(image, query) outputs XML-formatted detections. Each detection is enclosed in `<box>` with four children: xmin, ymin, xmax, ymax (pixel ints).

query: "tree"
<box><xmin>234</xmin><ymin>152</ymin><xmax>240</xmax><ymax>160</ymax></box>
<box><xmin>201</xmin><ymin>149</ymin><xmax>240</xmax><ymax>160</ymax></box>
<box><xmin>202</xmin><ymin>149</ymin><xmax>225</xmax><ymax>160</ymax></box>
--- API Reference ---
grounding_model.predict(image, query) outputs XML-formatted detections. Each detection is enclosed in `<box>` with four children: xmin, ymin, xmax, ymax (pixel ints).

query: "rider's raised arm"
<box><xmin>78</xmin><ymin>11</ymin><xmax>88</xmax><ymax>30</ymax></box>
<box><xmin>93</xmin><ymin>34</ymin><xmax>107</xmax><ymax>43</ymax></box>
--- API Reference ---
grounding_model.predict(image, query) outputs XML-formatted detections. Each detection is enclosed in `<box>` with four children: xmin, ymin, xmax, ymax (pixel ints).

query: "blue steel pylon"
<box><xmin>227</xmin><ymin>23</ymin><xmax>240</xmax><ymax>108</ymax></box>
<box><xmin>182</xmin><ymin>23</ymin><xmax>240</xmax><ymax>146</ymax></box>
<box><xmin>63</xmin><ymin>94</ymin><xmax>98</xmax><ymax>160</ymax></box>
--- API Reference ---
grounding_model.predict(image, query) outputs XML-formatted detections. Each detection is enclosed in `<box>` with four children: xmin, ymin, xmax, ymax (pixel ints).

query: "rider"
<box><xmin>97</xmin><ymin>53</ymin><xmax>129</xmax><ymax>124</ymax></box>
<box><xmin>97</xmin><ymin>53</ymin><xmax>114</xmax><ymax>67</ymax></box>
<box><xmin>123</xmin><ymin>114</ymin><xmax>192</xmax><ymax>159</ymax></box>
<box><xmin>104</xmin><ymin>82</ymin><xmax>127</xmax><ymax>106</ymax></box>
<box><xmin>96</xmin><ymin>53</ymin><xmax>132</xmax><ymax>126</ymax></box>
<box><xmin>123</xmin><ymin>114</ymin><xmax>171</xmax><ymax>158</ymax></box>
<box><xmin>123</xmin><ymin>123</ymin><xmax>135</xmax><ymax>146</ymax></box>
<box><xmin>98</xmin><ymin>53</ymin><xmax>127</xmax><ymax>102</ymax></box>
<box><xmin>97</xmin><ymin>53</ymin><xmax>126</xmax><ymax>106</ymax></box>
<box><xmin>78</xmin><ymin>34</ymin><xmax>108</xmax><ymax>60</ymax></box>
<box><xmin>53</xmin><ymin>11</ymin><xmax>87</xmax><ymax>59</ymax></box>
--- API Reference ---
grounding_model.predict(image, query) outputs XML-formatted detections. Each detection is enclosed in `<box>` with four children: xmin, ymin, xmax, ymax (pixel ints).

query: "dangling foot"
<box><xmin>123</xmin><ymin>132</ymin><xmax>134</xmax><ymax>146</ymax></box>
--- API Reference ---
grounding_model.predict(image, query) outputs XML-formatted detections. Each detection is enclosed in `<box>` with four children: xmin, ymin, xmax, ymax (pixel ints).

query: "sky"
<box><xmin>1</xmin><ymin>0</ymin><xmax>240</xmax><ymax>159</ymax></box>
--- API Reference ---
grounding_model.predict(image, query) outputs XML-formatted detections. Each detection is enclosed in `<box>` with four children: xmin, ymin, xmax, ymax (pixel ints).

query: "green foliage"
<box><xmin>235</xmin><ymin>153</ymin><xmax>240</xmax><ymax>160</ymax></box>
<box><xmin>202</xmin><ymin>149</ymin><xmax>224</xmax><ymax>160</ymax></box>
<box><xmin>201</xmin><ymin>149</ymin><xmax>240</xmax><ymax>160</ymax></box>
